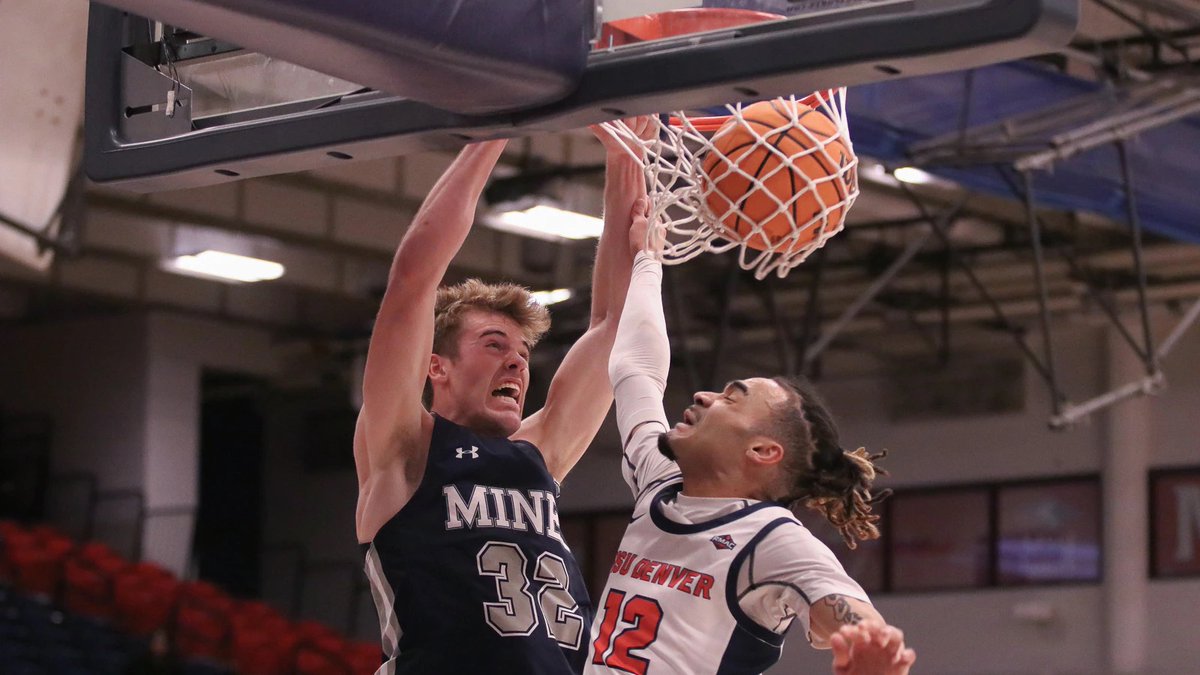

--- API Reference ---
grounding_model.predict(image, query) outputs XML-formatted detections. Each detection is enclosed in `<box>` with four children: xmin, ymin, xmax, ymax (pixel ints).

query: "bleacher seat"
<box><xmin>1</xmin><ymin>522</ymin><xmax>374</xmax><ymax>674</ymax></box>
<box><xmin>114</xmin><ymin>561</ymin><xmax>180</xmax><ymax>636</ymax></box>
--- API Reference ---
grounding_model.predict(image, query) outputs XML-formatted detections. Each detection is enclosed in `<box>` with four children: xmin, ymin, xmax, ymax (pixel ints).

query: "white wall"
<box><xmin>142</xmin><ymin>313</ymin><xmax>280</xmax><ymax>574</ymax></box>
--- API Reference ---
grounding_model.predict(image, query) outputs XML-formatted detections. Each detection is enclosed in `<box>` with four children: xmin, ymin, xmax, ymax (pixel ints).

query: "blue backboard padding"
<box><xmin>846</xmin><ymin>61</ymin><xmax>1200</xmax><ymax>245</ymax></box>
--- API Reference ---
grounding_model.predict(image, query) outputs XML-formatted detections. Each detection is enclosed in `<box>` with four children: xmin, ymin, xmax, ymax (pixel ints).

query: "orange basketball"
<box><xmin>700</xmin><ymin>98</ymin><xmax>855</xmax><ymax>253</ymax></box>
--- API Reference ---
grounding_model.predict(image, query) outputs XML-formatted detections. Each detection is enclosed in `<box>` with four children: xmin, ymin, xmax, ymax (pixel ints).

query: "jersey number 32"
<box><xmin>476</xmin><ymin>541</ymin><xmax>585</xmax><ymax>650</ymax></box>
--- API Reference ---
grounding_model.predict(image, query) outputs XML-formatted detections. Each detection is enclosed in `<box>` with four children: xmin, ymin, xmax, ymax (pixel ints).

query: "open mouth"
<box><xmin>491</xmin><ymin>383</ymin><xmax>521</xmax><ymax>403</ymax></box>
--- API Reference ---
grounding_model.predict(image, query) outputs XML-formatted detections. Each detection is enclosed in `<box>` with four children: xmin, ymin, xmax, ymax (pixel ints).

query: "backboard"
<box><xmin>85</xmin><ymin>0</ymin><xmax>1079</xmax><ymax>191</ymax></box>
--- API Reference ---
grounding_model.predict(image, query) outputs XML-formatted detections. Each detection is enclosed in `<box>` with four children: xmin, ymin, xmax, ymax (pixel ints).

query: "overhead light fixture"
<box><xmin>165</xmin><ymin>249</ymin><xmax>285</xmax><ymax>283</ymax></box>
<box><xmin>530</xmin><ymin>288</ymin><xmax>573</xmax><ymax>306</ymax></box>
<box><xmin>484</xmin><ymin>199</ymin><xmax>603</xmax><ymax>242</ymax></box>
<box><xmin>892</xmin><ymin>166</ymin><xmax>937</xmax><ymax>185</ymax></box>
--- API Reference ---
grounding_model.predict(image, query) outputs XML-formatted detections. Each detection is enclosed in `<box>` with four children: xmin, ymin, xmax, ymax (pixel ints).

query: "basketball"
<box><xmin>699</xmin><ymin>98</ymin><xmax>856</xmax><ymax>253</ymax></box>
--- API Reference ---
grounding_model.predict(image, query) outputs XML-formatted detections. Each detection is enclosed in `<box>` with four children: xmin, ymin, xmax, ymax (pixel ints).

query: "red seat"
<box><xmin>7</xmin><ymin>530</ymin><xmax>72</xmax><ymax>597</ymax></box>
<box><xmin>0</xmin><ymin>521</ymin><xmax>32</xmax><ymax>583</ymax></box>
<box><xmin>62</xmin><ymin>541</ymin><xmax>129</xmax><ymax>619</ymax></box>
<box><xmin>292</xmin><ymin>621</ymin><xmax>352</xmax><ymax>675</ymax></box>
<box><xmin>233</xmin><ymin>617</ymin><xmax>300</xmax><ymax>675</ymax></box>
<box><xmin>114</xmin><ymin>562</ymin><xmax>180</xmax><ymax>636</ymax></box>
<box><xmin>174</xmin><ymin>581</ymin><xmax>234</xmax><ymax>661</ymax></box>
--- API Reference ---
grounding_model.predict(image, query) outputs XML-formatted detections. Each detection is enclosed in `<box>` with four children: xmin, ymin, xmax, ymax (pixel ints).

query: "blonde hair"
<box><xmin>432</xmin><ymin>279</ymin><xmax>551</xmax><ymax>358</ymax></box>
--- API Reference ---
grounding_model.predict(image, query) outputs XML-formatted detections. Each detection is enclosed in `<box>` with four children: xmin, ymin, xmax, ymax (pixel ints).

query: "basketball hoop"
<box><xmin>602</xmin><ymin>89</ymin><xmax>858</xmax><ymax>280</ymax></box>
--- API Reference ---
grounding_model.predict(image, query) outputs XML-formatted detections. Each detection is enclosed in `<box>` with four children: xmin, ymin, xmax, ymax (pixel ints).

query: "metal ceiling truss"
<box><xmin>887</xmin><ymin>6</ymin><xmax>1200</xmax><ymax>428</ymax></box>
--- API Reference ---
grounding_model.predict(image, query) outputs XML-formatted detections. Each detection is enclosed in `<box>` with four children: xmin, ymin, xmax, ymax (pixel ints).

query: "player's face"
<box><xmin>663</xmin><ymin>378</ymin><xmax>789</xmax><ymax>467</ymax></box>
<box><xmin>436</xmin><ymin>310</ymin><xmax>531</xmax><ymax>437</ymax></box>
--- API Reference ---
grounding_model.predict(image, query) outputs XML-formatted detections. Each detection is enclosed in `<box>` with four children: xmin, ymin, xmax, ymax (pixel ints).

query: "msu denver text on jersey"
<box><xmin>443</xmin><ymin>483</ymin><xmax>567</xmax><ymax>545</ymax></box>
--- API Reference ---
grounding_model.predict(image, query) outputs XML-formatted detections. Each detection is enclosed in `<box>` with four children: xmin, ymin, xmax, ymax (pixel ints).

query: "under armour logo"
<box><xmin>710</xmin><ymin>534</ymin><xmax>736</xmax><ymax>551</ymax></box>
<box><xmin>455</xmin><ymin>446</ymin><xmax>479</xmax><ymax>459</ymax></box>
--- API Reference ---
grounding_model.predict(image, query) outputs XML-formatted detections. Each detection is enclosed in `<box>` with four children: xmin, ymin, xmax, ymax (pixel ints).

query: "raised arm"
<box><xmin>355</xmin><ymin>141</ymin><xmax>508</xmax><ymax>514</ymax></box>
<box><xmin>602</xmin><ymin>195</ymin><xmax>683</xmax><ymax>496</ymax></box>
<box><xmin>512</xmin><ymin>120</ymin><xmax>651</xmax><ymax>480</ymax></box>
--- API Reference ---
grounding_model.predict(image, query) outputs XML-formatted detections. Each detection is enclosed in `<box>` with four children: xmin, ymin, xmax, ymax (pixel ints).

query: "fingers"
<box><xmin>830</xmin><ymin>629</ymin><xmax>851</xmax><ymax>668</ymax></box>
<box><xmin>632</xmin><ymin>196</ymin><xmax>649</xmax><ymax>220</ymax></box>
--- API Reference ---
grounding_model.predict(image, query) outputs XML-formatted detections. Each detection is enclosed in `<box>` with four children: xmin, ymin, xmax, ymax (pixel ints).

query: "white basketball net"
<box><xmin>602</xmin><ymin>88</ymin><xmax>858</xmax><ymax>279</ymax></box>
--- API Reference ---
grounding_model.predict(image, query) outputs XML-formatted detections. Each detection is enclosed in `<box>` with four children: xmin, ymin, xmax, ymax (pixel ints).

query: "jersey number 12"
<box><xmin>590</xmin><ymin>589</ymin><xmax>663</xmax><ymax>675</ymax></box>
<box><xmin>476</xmin><ymin>541</ymin><xmax>585</xmax><ymax>649</ymax></box>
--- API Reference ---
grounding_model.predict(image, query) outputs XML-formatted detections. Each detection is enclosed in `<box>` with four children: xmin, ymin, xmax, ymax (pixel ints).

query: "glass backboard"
<box><xmin>85</xmin><ymin>0</ymin><xmax>1079</xmax><ymax>191</ymax></box>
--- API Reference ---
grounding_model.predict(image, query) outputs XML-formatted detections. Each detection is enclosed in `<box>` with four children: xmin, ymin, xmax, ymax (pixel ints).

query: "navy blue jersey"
<box><xmin>362</xmin><ymin>414</ymin><xmax>592</xmax><ymax>674</ymax></box>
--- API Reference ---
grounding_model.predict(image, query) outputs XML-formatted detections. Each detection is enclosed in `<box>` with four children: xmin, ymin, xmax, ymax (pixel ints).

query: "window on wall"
<box><xmin>997</xmin><ymin>479</ymin><xmax>1101</xmax><ymax>585</ymax></box>
<box><xmin>890</xmin><ymin>489</ymin><xmax>991</xmax><ymax>591</ymax></box>
<box><xmin>1151</xmin><ymin>468</ymin><xmax>1200</xmax><ymax>578</ymax></box>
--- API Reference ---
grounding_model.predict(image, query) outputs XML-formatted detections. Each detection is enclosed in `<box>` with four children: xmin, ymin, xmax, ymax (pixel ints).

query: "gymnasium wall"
<box><xmin>560</xmin><ymin>314</ymin><xmax>1200</xmax><ymax>675</ymax></box>
<box><xmin>0</xmin><ymin>312</ymin><xmax>279</xmax><ymax>575</ymax></box>
<box><xmin>0</xmin><ymin>314</ymin><xmax>149</xmax><ymax>549</ymax></box>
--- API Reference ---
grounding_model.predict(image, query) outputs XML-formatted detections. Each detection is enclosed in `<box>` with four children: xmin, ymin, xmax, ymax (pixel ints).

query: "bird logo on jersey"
<box><xmin>710</xmin><ymin>534</ymin><xmax>737</xmax><ymax>551</ymax></box>
<box><xmin>455</xmin><ymin>446</ymin><xmax>479</xmax><ymax>459</ymax></box>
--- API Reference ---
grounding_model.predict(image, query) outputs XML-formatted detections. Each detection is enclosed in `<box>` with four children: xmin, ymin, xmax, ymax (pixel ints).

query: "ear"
<box><xmin>428</xmin><ymin>353</ymin><xmax>449</xmax><ymax>384</ymax></box>
<box><xmin>746</xmin><ymin>438</ymin><xmax>786</xmax><ymax>467</ymax></box>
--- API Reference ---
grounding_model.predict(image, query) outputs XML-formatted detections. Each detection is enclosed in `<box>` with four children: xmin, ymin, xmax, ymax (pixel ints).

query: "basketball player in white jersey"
<box><xmin>586</xmin><ymin>199</ymin><xmax>916</xmax><ymax>674</ymax></box>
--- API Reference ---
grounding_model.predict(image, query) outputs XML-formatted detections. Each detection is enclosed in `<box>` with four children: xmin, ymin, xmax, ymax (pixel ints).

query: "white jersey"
<box><xmin>585</xmin><ymin>476</ymin><xmax>867</xmax><ymax>675</ymax></box>
<box><xmin>591</xmin><ymin>253</ymin><xmax>869</xmax><ymax>675</ymax></box>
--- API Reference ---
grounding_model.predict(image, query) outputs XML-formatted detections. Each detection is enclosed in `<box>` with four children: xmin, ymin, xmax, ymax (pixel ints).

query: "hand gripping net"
<box><xmin>602</xmin><ymin>89</ymin><xmax>858</xmax><ymax>279</ymax></box>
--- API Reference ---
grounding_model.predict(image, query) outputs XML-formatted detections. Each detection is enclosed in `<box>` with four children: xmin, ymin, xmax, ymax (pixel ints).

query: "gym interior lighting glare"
<box><xmin>484</xmin><ymin>200</ymin><xmax>603</xmax><ymax>241</ymax></box>
<box><xmin>892</xmin><ymin>166</ymin><xmax>937</xmax><ymax>185</ymax></box>
<box><xmin>165</xmin><ymin>250</ymin><xmax>285</xmax><ymax>283</ymax></box>
<box><xmin>530</xmin><ymin>288</ymin><xmax>574</xmax><ymax>306</ymax></box>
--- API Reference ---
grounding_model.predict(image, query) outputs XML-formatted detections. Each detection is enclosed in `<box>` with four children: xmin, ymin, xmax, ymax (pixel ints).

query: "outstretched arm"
<box><xmin>513</xmin><ymin>119</ymin><xmax>652</xmax><ymax>480</ymax></box>
<box><xmin>605</xmin><ymin>198</ymin><xmax>680</xmax><ymax>496</ymax></box>
<box><xmin>355</xmin><ymin>140</ymin><xmax>507</xmax><ymax>536</ymax></box>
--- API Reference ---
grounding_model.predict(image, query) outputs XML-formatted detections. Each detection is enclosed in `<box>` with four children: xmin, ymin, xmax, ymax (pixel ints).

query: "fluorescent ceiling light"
<box><xmin>530</xmin><ymin>288</ymin><xmax>573</xmax><ymax>306</ymax></box>
<box><xmin>485</xmin><ymin>203</ymin><xmax>603</xmax><ymax>241</ymax></box>
<box><xmin>166</xmin><ymin>249</ymin><xmax>285</xmax><ymax>283</ymax></box>
<box><xmin>892</xmin><ymin>166</ymin><xmax>936</xmax><ymax>185</ymax></box>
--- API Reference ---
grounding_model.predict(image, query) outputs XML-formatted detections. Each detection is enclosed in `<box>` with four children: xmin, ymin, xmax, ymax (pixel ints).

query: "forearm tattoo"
<box><xmin>820</xmin><ymin>594</ymin><xmax>863</xmax><ymax>626</ymax></box>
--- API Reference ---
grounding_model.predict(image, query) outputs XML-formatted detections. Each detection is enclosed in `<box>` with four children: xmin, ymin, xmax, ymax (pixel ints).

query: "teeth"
<box><xmin>492</xmin><ymin>384</ymin><xmax>521</xmax><ymax>400</ymax></box>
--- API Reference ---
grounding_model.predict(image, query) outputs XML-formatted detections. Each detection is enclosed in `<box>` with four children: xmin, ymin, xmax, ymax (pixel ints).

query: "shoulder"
<box><xmin>633</xmin><ymin>474</ymin><xmax>682</xmax><ymax>513</ymax></box>
<box><xmin>743</xmin><ymin>517</ymin><xmax>843</xmax><ymax>574</ymax></box>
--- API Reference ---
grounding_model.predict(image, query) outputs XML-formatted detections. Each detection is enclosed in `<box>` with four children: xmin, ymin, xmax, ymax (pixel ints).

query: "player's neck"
<box><xmin>678</xmin><ymin>473</ymin><xmax>752</xmax><ymax>500</ymax></box>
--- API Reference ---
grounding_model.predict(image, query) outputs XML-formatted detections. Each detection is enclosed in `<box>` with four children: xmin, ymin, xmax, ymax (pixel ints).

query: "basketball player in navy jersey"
<box><xmin>587</xmin><ymin>200</ymin><xmax>916</xmax><ymax>674</ymax></box>
<box><xmin>356</xmin><ymin>122</ymin><xmax>651</xmax><ymax>674</ymax></box>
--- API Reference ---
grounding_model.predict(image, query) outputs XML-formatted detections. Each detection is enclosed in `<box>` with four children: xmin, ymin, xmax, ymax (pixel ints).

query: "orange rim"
<box><xmin>667</xmin><ymin>115</ymin><xmax>730</xmax><ymax>132</ymax></box>
<box><xmin>667</xmin><ymin>91</ymin><xmax>838</xmax><ymax>133</ymax></box>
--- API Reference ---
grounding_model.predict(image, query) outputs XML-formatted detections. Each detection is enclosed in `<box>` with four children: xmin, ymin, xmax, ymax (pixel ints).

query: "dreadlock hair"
<box><xmin>768</xmin><ymin>376</ymin><xmax>891</xmax><ymax>549</ymax></box>
<box><xmin>422</xmin><ymin>279</ymin><xmax>551</xmax><ymax>406</ymax></box>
